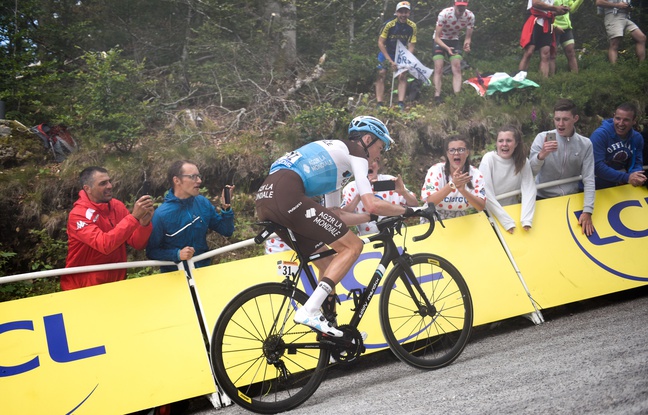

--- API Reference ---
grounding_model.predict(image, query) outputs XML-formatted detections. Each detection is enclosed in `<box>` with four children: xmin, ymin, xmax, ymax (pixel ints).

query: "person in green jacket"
<box><xmin>550</xmin><ymin>0</ymin><xmax>583</xmax><ymax>73</ymax></box>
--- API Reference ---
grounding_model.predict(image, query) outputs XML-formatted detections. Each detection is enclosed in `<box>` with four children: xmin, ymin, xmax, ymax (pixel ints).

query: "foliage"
<box><xmin>2</xmin><ymin>0</ymin><xmax>648</xmax><ymax>301</ymax></box>
<box><xmin>0</xmin><ymin>249</ymin><xmax>17</xmax><ymax>277</ymax></box>
<box><xmin>67</xmin><ymin>49</ymin><xmax>156</xmax><ymax>152</ymax></box>
<box><xmin>27</xmin><ymin>228</ymin><xmax>67</xmax><ymax>271</ymax></box>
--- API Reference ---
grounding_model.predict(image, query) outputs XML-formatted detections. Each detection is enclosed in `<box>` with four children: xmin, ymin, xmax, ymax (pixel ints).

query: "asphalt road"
<box><xmin>186</xmin><ymin>286</ymin><xmax>648</xmax><ymax>415</ymax></box>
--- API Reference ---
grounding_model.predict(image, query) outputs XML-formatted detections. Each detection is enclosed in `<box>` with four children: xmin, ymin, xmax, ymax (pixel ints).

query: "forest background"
<box><xmin>1</xmin><ymin>0</ymin><xmax>647</xmax><ymax>301</ymax></box>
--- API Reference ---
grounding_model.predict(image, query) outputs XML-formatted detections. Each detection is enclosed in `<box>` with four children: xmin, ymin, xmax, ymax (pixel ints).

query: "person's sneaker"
<box><xmin>294</xmin><ymin>307</ymin><xmax>344</xmax><ymax>337</ymax></box>
<box><xmin>376</xmin><ymin>102</ymin><xmax>384</xmax><ymax>109</ymax></box>
<box><xmin>397</xmin><ymin>101</ymin><xmax>405</xmax><ymax>111</ymax></box>
<box><xmin>434</xmin><ymin>96</ymin><xmax>443</xmax><ymax>105</ymax></box>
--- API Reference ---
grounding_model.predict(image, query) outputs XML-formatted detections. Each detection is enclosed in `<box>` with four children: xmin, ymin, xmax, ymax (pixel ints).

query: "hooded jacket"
<box><xmin>62</xmin><ymin>190</ymin><xmax>152</xmax><ymax>290</ymax></box>
<box><xmin>146</xmin><ymin>189</ymin><xmax>234</xmax><ymax>273</ymax></box>
<box><xmin>590</xmin><ymin>118</ymin><xmax>644</xmax><ymax>189</ymax></box>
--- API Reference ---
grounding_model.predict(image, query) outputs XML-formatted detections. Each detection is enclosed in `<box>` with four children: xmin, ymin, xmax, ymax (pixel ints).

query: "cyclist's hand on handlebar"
<box><xmin>402</xmin><ymin>205</ymin><xmax>436</xmax><ymax>220</ymax></box>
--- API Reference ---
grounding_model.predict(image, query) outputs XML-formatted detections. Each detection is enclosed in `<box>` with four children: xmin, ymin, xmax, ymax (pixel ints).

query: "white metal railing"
<box><xmin>1</xmin><ymin>171</ymin><xmax>629</xmax><ymax>285</ymax></box>
<box><xmin>0</xmin><ymin>238</ymin><xmax>263</xmax><ymax>284</ymax></box>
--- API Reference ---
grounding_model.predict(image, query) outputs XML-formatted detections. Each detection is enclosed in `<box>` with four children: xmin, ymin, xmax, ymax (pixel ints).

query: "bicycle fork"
<box><xmin>392</xmin><ymin>255</ymin><xmax>437</xmax><ymax>318</ymax></box>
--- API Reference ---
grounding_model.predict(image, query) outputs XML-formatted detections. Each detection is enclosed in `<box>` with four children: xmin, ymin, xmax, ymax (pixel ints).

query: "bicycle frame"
<box><xmin>280</xmin><ymin>216</ymin><xmax>436</xmax><ymax>334</ymax></box>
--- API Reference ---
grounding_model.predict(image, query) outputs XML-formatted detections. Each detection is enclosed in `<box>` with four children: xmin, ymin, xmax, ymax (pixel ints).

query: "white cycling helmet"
<box><xmin>348</xmin><ymin>116</ymin><xmax>394</xmax><ymax>151</ymax></box>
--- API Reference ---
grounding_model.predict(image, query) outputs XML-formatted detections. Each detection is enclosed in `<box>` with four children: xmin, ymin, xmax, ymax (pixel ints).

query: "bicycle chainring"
<box><xmin>329</xmin><ymin>324</ymin><xmax>365</xmax><ymax>365</ymax></box>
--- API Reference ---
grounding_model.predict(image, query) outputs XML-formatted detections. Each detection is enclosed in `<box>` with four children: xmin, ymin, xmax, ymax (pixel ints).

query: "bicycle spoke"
<box><xmin>380</xmin><ymin>254</ymin><xmax>473</xmax><ymax>370</ymax></box>
<box><xmin>212</xmin><ymin>283</ymin><xmax>328</xmax><ymax>414</ymax></box>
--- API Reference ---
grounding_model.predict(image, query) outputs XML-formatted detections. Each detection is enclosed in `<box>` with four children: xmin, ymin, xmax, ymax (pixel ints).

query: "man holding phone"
<box><xmin>146</xmin><ymin>160</ymin><xmax>235</xmax><ymax>273</ymax></box>
<box><xmin>62</xmin><ymin>166</ymin><xmax>154</xmax><ymax>290</ymax></box>
<box><xmin>529</xmin><ymin>99</ymin><xmax>595</xmax><ymax>236</ymax></box>
<box><xmin>341</xmin><ymin>160</ymin><xmax>418</xmax><ymax>235</ymax></box>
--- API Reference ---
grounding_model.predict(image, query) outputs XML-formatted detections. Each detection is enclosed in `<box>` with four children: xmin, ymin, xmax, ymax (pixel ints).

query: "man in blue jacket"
<box><xmin>146</xmin><ymin>160</ymin><xmax>235</xmax><ymax>272</ymax></box>
<box><xmin>591</xmin><ymin>102</ymin><xmax>646</xmax><ymax>189</ymax></box>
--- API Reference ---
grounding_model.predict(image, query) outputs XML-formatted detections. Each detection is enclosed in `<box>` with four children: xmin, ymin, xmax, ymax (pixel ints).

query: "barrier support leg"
<box><xmin>484</xmin><ymin>211</ymin><xmax>545</xmax><ymax>325</ymax></box>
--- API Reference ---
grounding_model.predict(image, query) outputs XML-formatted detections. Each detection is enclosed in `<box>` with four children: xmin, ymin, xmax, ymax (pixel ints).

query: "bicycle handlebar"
<box><xmin>409</xmin><ymin>205</ymin><xmax>440</xmax><ymax>242</ymax></box>
<box><xmin>375</xmin><ymin>205</ymin><xmax>441</xmax><ymax>243</ymax></box>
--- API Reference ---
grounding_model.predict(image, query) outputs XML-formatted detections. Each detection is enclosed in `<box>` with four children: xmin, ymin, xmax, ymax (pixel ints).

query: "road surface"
<box><xmin>186</xmin><ymin>286</ymin><xmax>648</xmax><ymax>414</ymax></box>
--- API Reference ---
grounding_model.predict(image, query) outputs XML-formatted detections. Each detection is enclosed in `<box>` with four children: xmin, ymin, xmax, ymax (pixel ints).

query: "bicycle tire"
<box><xmin>379</xmin><ymin>253</ymin><xmax>473</xmax><ymax>370</ymax></box>
<box><xmin>211</xmin><ymin>282</ymin><xmax>329</xmax><ymax>414</ymax></box>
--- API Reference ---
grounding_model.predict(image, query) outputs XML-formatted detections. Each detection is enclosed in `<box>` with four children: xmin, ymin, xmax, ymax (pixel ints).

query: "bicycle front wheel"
<box><xmin>211</xmin><ymin>282</ymin><xmax>329</xmax><ymax>414</ymax></box>
<box><xmin>379</xmin><ymin>253</ymin><xmax>473</xmax><ymax>370</ymax></box>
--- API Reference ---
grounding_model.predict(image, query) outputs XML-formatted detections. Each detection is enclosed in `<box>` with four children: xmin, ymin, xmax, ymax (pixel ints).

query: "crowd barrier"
<box><xmin>1</xmin><ymin>181</ymin><xmax>647</xmax><ymax>414</ymax></box>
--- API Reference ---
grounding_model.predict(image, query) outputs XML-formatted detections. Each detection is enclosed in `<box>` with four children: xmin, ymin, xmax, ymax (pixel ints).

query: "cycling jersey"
<box><xmin>257</xmin><ymin>139</ymin><xmax>373</xmax><ymax>255</ymax></box>
<box><xmin>434</xmin><ymin>7</ymin><xmax>475</xmax><ymax>41</ymax></box>
<box><xmin>270</xmin><ymin>140</ymin><xmax>373</xmax><ymax>201</ymax></box>
<box><xmin>379</xmin><ymin>18</ymin><xmax>417</xmax><ymax>58</ymax></box>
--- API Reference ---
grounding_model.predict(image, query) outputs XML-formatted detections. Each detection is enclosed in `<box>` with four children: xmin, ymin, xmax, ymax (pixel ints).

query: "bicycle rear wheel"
<box><xmin>211</xmin><ymin>282</ymin><xmax>329</xmax><ymax>414</ymax></box>
<box><xmin>379</xmin><ymin>253</ymin><xmax>473</xmax><ymax>370</ymax></box>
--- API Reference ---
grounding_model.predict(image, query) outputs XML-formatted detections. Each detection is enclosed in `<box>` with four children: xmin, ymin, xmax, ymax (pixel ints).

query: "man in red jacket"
<box><xmin>62</xmin><ymin>166</ymin><xmax>154</xmax><ymax>290</ymax></box>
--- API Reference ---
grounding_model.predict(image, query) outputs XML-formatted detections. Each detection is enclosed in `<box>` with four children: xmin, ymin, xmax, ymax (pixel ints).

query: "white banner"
<box><xmin>394</xmin><ymin>41</ymin><xmax>432</xmax><ymax>84</ymax></box>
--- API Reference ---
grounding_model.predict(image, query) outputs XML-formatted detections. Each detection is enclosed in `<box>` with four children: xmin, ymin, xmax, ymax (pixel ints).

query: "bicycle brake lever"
<box><xmin>434</xmin><ymin>211</ymin><xmax>445</xmax><ymax>228</ymax></box>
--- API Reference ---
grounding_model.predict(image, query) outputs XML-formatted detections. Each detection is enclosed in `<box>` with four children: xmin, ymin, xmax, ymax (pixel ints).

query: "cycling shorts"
<box><xmin>377</xmin><ymin>51</ymin><xmax>396</xmax><ymax>70</ymax></box>
<box><xmin>528</xmin><ymin>24</ymin><xmax>554</xmax><ymax>49</ymax></box>
<box><xmin>255</xmin><ymin>169</ymin><xmax>350</xmax><ymax>256</ymax></box>
<box><xmin>556</xmin><ymin>29</ymin><xmax>575</xmax><ymax>47</ymax></box>
<box><xmin>432</xmin><ymin>39</ymin><xmax>463</xmax><ymax>60</ymax></box>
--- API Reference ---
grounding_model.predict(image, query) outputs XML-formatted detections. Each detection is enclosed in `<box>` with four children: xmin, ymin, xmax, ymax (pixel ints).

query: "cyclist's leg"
<box><xmin>296</xmin><ymin>229</ymin><xmax>362</xmax><ymax>336</ymax></box>
<box><xmin>255</xmin><ymin>170</ymin><xmax>356</xmax><ymax>336</ymax></box>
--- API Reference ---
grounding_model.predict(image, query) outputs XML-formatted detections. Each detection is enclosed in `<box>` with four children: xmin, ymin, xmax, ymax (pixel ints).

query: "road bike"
<box><xmin>210</xmin><ymin>206</ymin><xmax>473</xmax><ymax>414</ymax></box>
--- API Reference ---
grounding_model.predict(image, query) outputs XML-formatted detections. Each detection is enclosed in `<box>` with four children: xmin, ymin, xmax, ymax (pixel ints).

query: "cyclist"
<box><xmin>255</xmin><ymin>116</ymin><xmax>412</xmax><ymax>337</ymax></box>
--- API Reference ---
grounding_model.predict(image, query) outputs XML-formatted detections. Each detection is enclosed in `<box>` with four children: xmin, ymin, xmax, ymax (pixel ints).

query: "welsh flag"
<box><xmin>464</xmin><ymin>71</ymin><xmax>539</xmax><ymax>97</ymax></box>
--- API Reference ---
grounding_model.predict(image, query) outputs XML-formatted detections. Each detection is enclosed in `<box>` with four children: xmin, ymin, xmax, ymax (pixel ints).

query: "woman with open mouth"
<box><xmin>420</xmin><ymin>135</ymin><xmax>486</xmax><ymax>220</ymax></box>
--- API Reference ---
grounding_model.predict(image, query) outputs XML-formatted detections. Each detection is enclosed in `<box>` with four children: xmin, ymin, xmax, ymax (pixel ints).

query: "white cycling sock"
<box><xmin>303</xmin><ymin>280</ymin><xmax>333</xmax><ymax>315</ymax></box>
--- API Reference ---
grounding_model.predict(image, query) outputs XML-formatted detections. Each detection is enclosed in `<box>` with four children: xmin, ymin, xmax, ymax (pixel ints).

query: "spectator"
<box><xmin>529</xmin><ymin>98</ymin><xmax>595</xmax><ymax>236</ymax></box>
<box><xmin>62</xmin><ymin>166</ymin><xmax>154</xmax><ymax>290</ymax></box>
<box><xmin>146</xmin><ymin>161</ymin><xmax>235</xmax><ymax>273</ymax></box>
<box><xmin>590</xmin><ymin>102</ymin><xmax>646</xmax><ymax>189</ymax></box>
<box><xmin>342</xmin><ymin>160</ymin><xmax>418</xmax><ymax>235</ymax></box>
<box><xmin>551</xmin><ymin>0</ymin><xmax>583</xmax><ymax>73</ymax></box>
<box><xmin>375</xmin><ymin>1</ymin><xmax>417</xmax><ymax>110</ymax></box>
<box><xmin>595</xmin><ymin>0</ymin><xmax>646</xmax><ymax>63</ymax></box>
<box><xmin>479</xmin><ymin>126</ymin><xmax>536</xmax><ymax>233</ymax></box>
<box><xmin>642</xmin><ymin>120</ymin><xmax>648</xmax><ymax>178</ymax></box>
<box><xmin>421</xmin><ymin>135</ymin><xmax>486</xmax><ymax>220</ymax></box>
<box><xmin>432</xmin><ymin>0</ymin><xmax>475</xmax><ymax>104</ymax></box>
<box><xmin>519</xmin><ymin>0</ymin><xmax>570</xmax><ymax>77</ymax></box>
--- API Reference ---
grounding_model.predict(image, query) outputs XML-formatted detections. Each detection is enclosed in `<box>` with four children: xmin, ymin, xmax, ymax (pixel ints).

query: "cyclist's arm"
<box><xmin>329</xmin><ymin>206</ymin><xmax>374</xmax><ymax>226</ymax></box>
<box><xmin>361</xmin><ymin>192</ymin><xmax>408</xmax><ymax>217</ymax></box>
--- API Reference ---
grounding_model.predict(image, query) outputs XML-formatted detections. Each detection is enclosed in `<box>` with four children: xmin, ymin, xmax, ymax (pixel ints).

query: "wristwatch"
<box><xmin>449</xmin><ymin>182</ymin><xmax>456</xmax><ymax>190</ymax></box>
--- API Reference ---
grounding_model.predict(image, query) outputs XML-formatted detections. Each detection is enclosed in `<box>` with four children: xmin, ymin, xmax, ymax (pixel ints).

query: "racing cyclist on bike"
<box><xmin>255</xmin><ymin>116</ymin><xmax>414</xmax><ymax>337</ymax></box>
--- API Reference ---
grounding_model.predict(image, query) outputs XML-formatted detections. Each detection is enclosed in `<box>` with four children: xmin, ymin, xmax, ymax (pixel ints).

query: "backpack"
<box><xmin>406</xmin><ymin>78</ymin><xmax>423</xmax><ymax>102</ymax></box>
<box><xmin>30</xmin><ymin>123</ymin><xmax>78</xmax><ymax>162</ymax></box>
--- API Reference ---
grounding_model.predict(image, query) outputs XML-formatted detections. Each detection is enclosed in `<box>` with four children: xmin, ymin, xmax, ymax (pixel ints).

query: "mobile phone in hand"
<box><xmin>373</xmin><ymin>180</ymin><xmax>396</xmax><ymax>192</ymax></box>
<box><xmin>138</xmin><ymin>180</ymin><xmax>151</xmax><ymax>198</ymax></box>
<box><xmin>224</xmin><ymin>186</ymin><xmax>231</xmax><ymax>204</ymax></box>
<box><xmin>545</xmin><ymin>132</ymin><xmax>557</xmax><ymax>142</ymax></box>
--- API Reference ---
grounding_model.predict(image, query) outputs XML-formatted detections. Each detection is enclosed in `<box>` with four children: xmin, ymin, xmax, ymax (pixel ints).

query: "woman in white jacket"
<box><xmin>479</xmin><ymin>126</ymin><xmax>536</xmax><ymax>233</ymax></box>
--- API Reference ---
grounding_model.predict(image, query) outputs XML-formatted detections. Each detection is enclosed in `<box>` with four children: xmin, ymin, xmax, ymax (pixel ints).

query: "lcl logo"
<box><xmin>0</xmin><ymin>313</ymin><xmax>106</xmax><ymax>377</ymax></box>
<box><xmin>570</xmin><ymin>197</ymin><xmax>648</xmax><ymax>281</ymax></box>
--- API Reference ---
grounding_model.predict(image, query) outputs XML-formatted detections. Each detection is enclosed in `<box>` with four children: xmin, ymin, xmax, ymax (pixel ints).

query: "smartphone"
<box><xmin>137</xmin><ymin>180</ymin><xmax>151</xmax><ymax>198</ymax></box>
<box><xmin>373</xmin><ymin>180</ymin><xmax>396</xmax><ymax>192</ymax></box>
<box><xmin>545</xmin><ymin>132</ymin><xmax>557</xmax><ymax>142</ymax></box>
<box><xmin>224</xmin><ymin>186</ymin><xmax>231</xmax><ymax>204</ymax></box>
